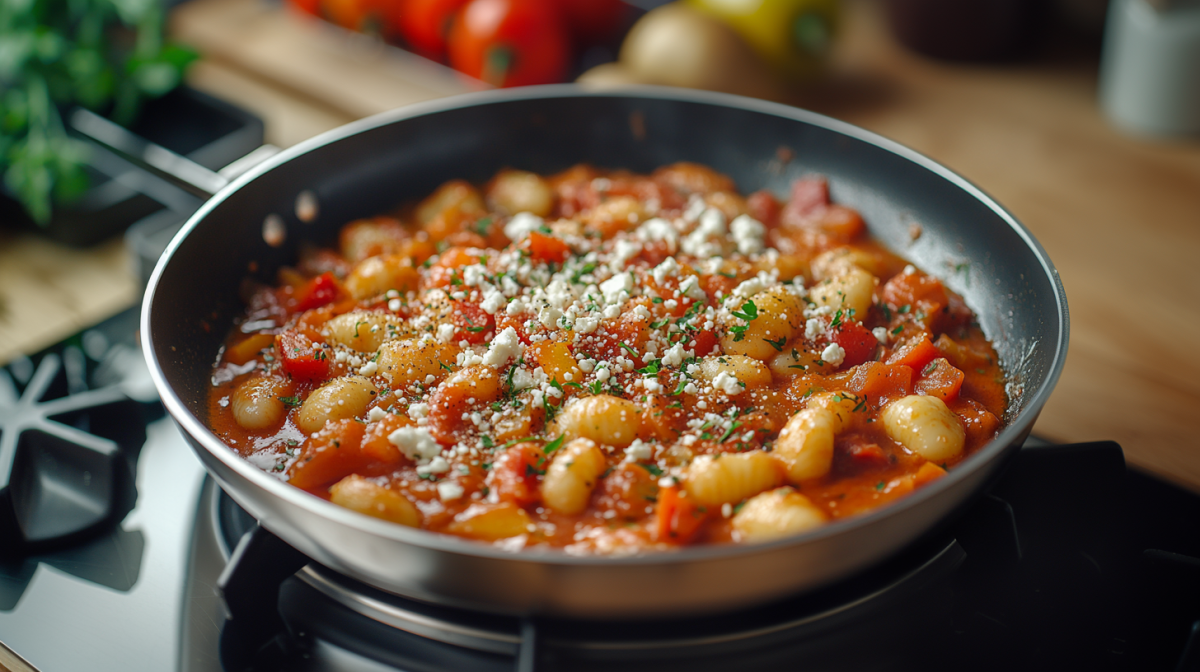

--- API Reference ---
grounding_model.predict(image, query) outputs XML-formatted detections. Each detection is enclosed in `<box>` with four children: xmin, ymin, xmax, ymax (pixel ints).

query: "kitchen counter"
<box><xmin>1</xmin><ymin>0</ymin><xmax>1197</xmax><ymax>492</ymax></box>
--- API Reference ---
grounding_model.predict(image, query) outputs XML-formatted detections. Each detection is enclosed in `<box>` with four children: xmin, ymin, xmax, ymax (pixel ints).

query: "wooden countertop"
<box><xmin>2</xmin><ymin>0</ymin><xmax>1197</xmax><ymax>493</ymax></box>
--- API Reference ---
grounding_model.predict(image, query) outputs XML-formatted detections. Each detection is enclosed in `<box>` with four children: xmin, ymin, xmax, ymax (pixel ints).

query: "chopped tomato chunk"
<box><xmin>655</xmin><ymin>485</ymin><xmax>709</xmax><ymax>544</ymax></box>
<box><xmin>488</xmin><ymin>443</ymin><xmax>545</xmax><ymax>506</ymax></box>
<box><xmin>886</xmin><ymin>333</ymin><xmax>941</xmax><ymax>372</ymax></box>
<box><xmin>295</xmin><ymin>272</ymin><xmax>341</xmax><ymax>311</ymax></box>
<box><xmin>360</xmin><ymin>414</ymin><xmax>410</xmax><ymax>464</ymax></box>
<box><xmin>914</xmin><ymin>358</ymin><xmax>966</xmax><ymax>401</ymax></box>
<box><xmin>276</xmin><ymin>331</ymin><xmax>329</xmax><ymax>382</ymax></box>
<box><xmin>913</xmin><ymin>461</ymin><xmax>947</xmax><ymax>487</ymax></box>
<box><xmin>830</xmin><ymin>321</ymin><xmax>877</xmax><ymax>368</ymax></box>
<box><xmin>452</xmin><ymin>301</ymin><xmax>495</xmax><ymax>344</ymax></box>
<box><xmin>782</xmin><ymin>177</ymin><xmax>829</xmax><ymax>222</ymax></box>
<box><xmin>880</xmin><ymin>271</ymin><xmax>948</xmax><ymax>311</ymax></box>
<box><xmin>528</xmin><ymin>231</ymin><xmax>570</xmax><ymax>263</ymax></box>
<box><xmin>846</xmin><ymin>362</ymin><xmax>913</xmax><ymax>406</ymax></box>
<box><xmin>846</xmin><ymin>440</ymin><xmax>888</xmax><ymax>467</ymax></box>
<box><xmin>288</xmin><ymin>419</ymin><xmax>368</xmax><ymax>490</ymax></box>
<box><xmin>746</xmin><ymin>189</ymin><xmax>781</xmax><ymax>228</ymax></box>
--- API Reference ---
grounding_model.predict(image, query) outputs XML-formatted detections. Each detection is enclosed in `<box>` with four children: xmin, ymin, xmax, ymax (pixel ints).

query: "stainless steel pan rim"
<box><xmin>142</xmin><ymin>84</ymin><xmax>1067</xmax><ymax>589</ymax></box>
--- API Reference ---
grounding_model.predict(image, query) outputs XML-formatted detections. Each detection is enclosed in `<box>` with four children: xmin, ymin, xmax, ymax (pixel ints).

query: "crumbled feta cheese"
<box><xmin>713</xmin><ymin>371</ymin><xmax>743</xmax><ymax>396</ymax></box>
<box><xmin>873</xmin><ymin>327</ymin><xmax>889</xmax><ymax>344</ymax></box>
<box><xmin>821</xmin><ymin>342</ymin><xmax>846</xmax><ymax>366</ymax></box>
<box><xmin>436</xmin><ymin>323</ymin><xmax>457</xmax><ymax>344</ymax></box>
<box><xmin>480</xmin><ymin>287</ymin><xmax>507</xmax><ymax>315</ymax></box>
<box><xmin>805</xmin><ymin>318</ymin><xmax>824</xmax><ymax>341</ymax></box>
<box><xmin>408</xmin><ymin>403</ymin><xmax>429</xmax><ymax>421</ymax></box>
<box><xmin>624</xmin><ymin>439</ymin><xmax>653</xmax><ymax>462</ymax></box>
<box><xmin>683</xmin><ymin>195</ymin><xmax>707</xmax><ymax>222</ymax></box>
<box><xmin>484</xmin><ymin>327</ymin><xmax>522</xmax><ymax>368</ymax></box>
<box><xmin>730</xmin><ymin>214</ymin><xmax>766</xmax><ymax>255</ymax></box>
<box><xmin>637</xmin><ymin>218</ymin><xmax>679</xmax><ymax>250</ymax></box>
<box><xmin>463</xmin><ymin>265</ymin><xmax>486</xmax><ymax>287</ymax></box>
<box><xmin>679</xmin><ymin>275</ymin><xmax>706</xmax><ymax>301</ymax></box>
<box><xmin>600</xmin><ymin>272</ymin><xmax>634</xmax><ymax>303</ymax></box>
<box><xmin>662</xmin><ymin>343</ymin><xmax>687</xmax><ymax>367</ymax></box>
<box><xmin>610</xmin><ymin>238</ymin><xmax>642</xmax><ymax>269</ymax></box>
<box><xmin>504</xmin><ymin>212</ymin><xmax>544</xmax><ymax>241</ymax></box>
<box><xmin>417</xmin><ymin>455</ymin><xmax>451</xmax><ymax>475</ymax></box>
<box><xmin>437</xmin><ymin>481</ymin><xmax>465</xmax><ymax>501</ymax></box>
<box><xmin>733</xmin><ymin>276</ymin><xmax>767</xmax><ymax>298</ymax></box>
<box><xmin>538</xmin><ymin>306</ymin><xmax>563</xmax><ymax>329</ymax></box>
<box><xmin>652</xmin><ymin>257</ymin><xmax>680</xmax><ymax>285</ymax></box>
<box><xmin>575</xmin><ymin>316</ymin><xmax>600</xmax><ymax>334</ymax></box>
<box><xmin>388</xmin><ymin>426</ymin><xmax>441</xmax><ymax>463</ymax></box>
<box><xmin>512</xmin><ymin>368</ymin><xmax>536</xmax><ymax>390</ymax></box>
<box><xmin>358</xmin><ymin>360</ymin><xmax>378</xmax><ymax>376</ymax></box>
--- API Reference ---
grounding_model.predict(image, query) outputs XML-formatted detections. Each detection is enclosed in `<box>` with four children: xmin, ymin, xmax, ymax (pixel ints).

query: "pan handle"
<box><xmin>68</xmin><ymin>107</ymin><xmax>279</xmax><ymax>200</ymax></box>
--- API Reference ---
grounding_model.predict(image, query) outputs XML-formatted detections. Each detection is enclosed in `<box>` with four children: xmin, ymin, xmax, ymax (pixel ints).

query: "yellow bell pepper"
<box><xmin>686</xmin><ymin>0</ymin><xmax>839</xmax><ymax>80</ymax></box>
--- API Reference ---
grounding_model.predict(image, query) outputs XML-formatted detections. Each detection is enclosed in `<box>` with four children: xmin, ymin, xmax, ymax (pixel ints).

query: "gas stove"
<box><xmin>1</xmin><ymin>307</ymin><xmax>1198</xmax><ymax>672</ymax></box>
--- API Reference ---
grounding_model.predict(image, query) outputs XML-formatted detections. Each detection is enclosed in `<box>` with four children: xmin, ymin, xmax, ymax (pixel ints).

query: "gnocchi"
<box><xmin>881</xmin><ymin>395</ymin><xmax>966</xmax><ymax>462</ymax></box>
<box><xmin>732</xmin><ymin>487</ymin><xmax>827</xmax><ymax>542</ymax></box>
<box><xmin>541</xmin><ymin>439</ymin><xmax>609</xmax><ymax>515</ymax></box>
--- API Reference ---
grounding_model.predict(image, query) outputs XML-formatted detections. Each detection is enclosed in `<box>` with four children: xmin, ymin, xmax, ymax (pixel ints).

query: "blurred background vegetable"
<box><xmin>0</xmin><ymin>0</ymin><xmax>198</xmax><ymax>224</ymax></box>
<box><xmin>586</xmin><ymin>2</ymin><xmax>783</xmax><ymax>98</ymax></box>
<box><xmin>687</xmin><ymin>0</ymin><xmax>839</xmax><ymax>80</ymax></box>
<box><xmin>447</xmin><ymin>0</ymin><xmax>569</xmax><ymax>87</ymax></box>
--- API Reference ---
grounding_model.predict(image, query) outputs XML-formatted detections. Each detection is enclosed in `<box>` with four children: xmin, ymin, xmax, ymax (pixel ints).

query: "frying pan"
<box><xmin>141</xmin><ymin>86</ymin><xmax>1068</xmax><ymax>618</ymax></box>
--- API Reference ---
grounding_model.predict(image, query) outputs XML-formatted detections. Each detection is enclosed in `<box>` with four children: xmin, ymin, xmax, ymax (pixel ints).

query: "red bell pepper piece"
<box><xmin>276</xmin><ymin>331</ymin><xmax>330</xmax><ymax>382</ymax></box>
<box><xmin>295</xmin><ymin>272</ymin><xmax>341</xmax><ymax>312</ymax></box>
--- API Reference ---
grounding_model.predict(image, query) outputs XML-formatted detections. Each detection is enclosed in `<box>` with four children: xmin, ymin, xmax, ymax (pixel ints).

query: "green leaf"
<box><xmin>542</xmin><ymin>434</ymin><xmax>565</xmax><ymax>455</ymax></box>
<box><xmin>635</xmin><ymin>462</ymin><xmax>664</xmax><ymax>477</ymax></box>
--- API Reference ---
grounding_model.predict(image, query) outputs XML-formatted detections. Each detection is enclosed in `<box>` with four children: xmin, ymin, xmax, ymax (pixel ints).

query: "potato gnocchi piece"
<box><xmin>486</xmin><ymin>169</ymin><xmax>555</xmax><ymax>217</ymax></box>
<box><xmin>377</xmin><ymin>339</ymin><xmax>459</xmax><ymax>390</ymax></box>
<box><xmin>772</xmin><ymin>392</ymin><xmax>859</xmax><ymax>483</ymax></box>
<box><xmin>881</xmin><ymin>395</ymin><xmax>966</xmax><ymax>462</ymax></box>
<box><xmin>325</xmin><ymin>311</ymin><xmax>408</xmax><ymax>353</ymax></box>
<box><xmin>810</xmin><ymin>247</ymin><xmax>884</xmax><ymax>281</ymax></box>
<box><xmin>231</xmin><ymin>376</ymin><xmax>291</xmax><ymax>430</ymax></box>
<box><xmin>416</xmin><ymin>179</ymin><xmax>486</xmax><ymax>225</ymax></box>
<box><xmin>768</xmin><ymin>344</ymin><xmax>829</xmax><ymax>378</ymax></box>
<box><xmin>685</xmin><ymin>450</ymin><xmax>784</xmax><ymax>508</ymax></box>
<box><xmin>698</xmin><ymin>355</ymin><xmax>772</xmax><ymax>392</ymax></box>
<box><xmin>720</xmin><ymin>286</ymin><xmax>805</xmax><ymax>361</ymax></box>
<box><xmin>550</xmin><ymin>394</ymin><xmax>642</xmax><ymax>447</ymax></box>
<box><xmin>541</xmin><ymin>439</ymin><xmax>608</xmax><ymax>515</ymax></box>
<box><xmin>732</xmin><ymin>487</ymin><xmax>827</xmax><ymax>542</ymax></box>
<box><xmin>296</xmin><ymin>375</ymin><xmax>379</xmax><ymax>434</ymax></box>
<box><xmin>330</xmin><ymin>475</ymin><xmax>421</xmax><ymax>527</ymax></box>
<box><xmin>446</xmin><ymin>503</ymin><xmax>532</xmax><ymax>541</ymax></box>
<box><xmin>808</xmin><ymin>267</ymin><xmax>876</xmax><ymax>320</ymax></box>
<box><xmin>344</xmin><ymin>254</ymin><xmax>419</xmax><ymax>300</ymax></box>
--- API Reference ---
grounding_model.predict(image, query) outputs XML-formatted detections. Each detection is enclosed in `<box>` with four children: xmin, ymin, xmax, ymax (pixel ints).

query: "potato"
<box><xmin>618</xmin><ymin>4</ymin><xmax>781</xmax><ymax>99</ymax></box>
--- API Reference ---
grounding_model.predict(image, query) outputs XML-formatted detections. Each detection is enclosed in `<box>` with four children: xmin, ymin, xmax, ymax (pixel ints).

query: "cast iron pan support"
<box><xmin>0</xmin><ymin>343</ymin><xmax>147</xmax><ymax>555</ymax></box>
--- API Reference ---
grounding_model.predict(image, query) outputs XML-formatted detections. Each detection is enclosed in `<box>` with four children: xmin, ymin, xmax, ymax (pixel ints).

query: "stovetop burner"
<box><xmin>203</xmin><ymin>440</ymin><xmax>1200</xmax><ymax>672</ymax></box>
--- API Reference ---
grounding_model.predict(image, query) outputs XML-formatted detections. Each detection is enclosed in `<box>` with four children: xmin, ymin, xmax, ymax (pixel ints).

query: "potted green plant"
<box><xmin>0</xmin><ymin>0</ymin><xmax>198</xmax><ymax>227</ymax></box>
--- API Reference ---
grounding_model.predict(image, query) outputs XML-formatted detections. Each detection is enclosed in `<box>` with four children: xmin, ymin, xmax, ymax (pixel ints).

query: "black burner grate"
<box><xmin>0</xmin><ymin>309</ymin><xmax>158</xmax><ymax>554</ymax></box>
